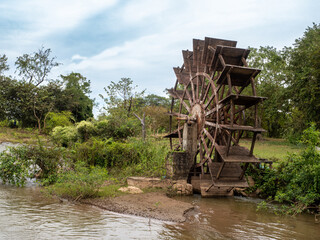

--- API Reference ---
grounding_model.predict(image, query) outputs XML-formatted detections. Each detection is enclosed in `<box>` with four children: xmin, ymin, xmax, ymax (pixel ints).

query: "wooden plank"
<box><xmin>163</xmin><ymin>126</ymin><xmax>183</xmax><ymax>138</ymax></box>
<box><xmin>219</xmin><ymin>94</ymin><xmax>266</xmax><ymax>108</ymax></box>
<box><xmin>220</xmin><ymin>124</ymin><xmax>266</xmax><ymax>132</ymax></box>
<box><xmin>215</xmin><ymin>144</ymin><xmax>261</xmax><ymax>163</ymax></box>
<box><xmin>173</xmin><ymin>67</ymin><xmax>190</xmax><ymax>85</ymax></box>
<box><xmin>217</xmin><ymin>65</ymin><xmax>261</xmax><ymax>87</ymax></box>
<box><xmin>208</xmin><ymin>162</ymin><xmax>243</xmax><ymax>178</ymax></box>
<box><xmin>202</xmin><ymin>37</ymin><xmax>237</xmax><ymax>66</ymax></box>
<box><xmin>167</xmin><ymin>89</ymin><xmax>189</xmax><ymax>100</ymax></box>
<box><xmin>182</xmin><ymin>50</ymin><xmax>193</xmax><ymax>73</ymax></box>
<box><xmin>192</xmin><ymin>39</ymin><xmax>205</xmax><ymax>68</ymax></box>
<box><xmin>211</xmin><ymin>46</ymin><xmax>250</xmax><ymax>71</ymax></box>
<box><xmin>200</xmin><ymin>186</ymin><xmax>234</xmax><ymax>197</ymax></box>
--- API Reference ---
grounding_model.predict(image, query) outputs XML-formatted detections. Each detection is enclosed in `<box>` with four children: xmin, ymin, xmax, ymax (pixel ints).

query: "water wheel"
<box><xmin>166</xmin><ymin>37</ymin><xmax>269</xmax><ymax>196</ymax></box>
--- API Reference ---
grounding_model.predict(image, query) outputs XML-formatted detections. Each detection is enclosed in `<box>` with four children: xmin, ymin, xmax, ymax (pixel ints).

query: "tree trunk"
<box><xmin>133</xmin><ymin>112</ymin><xmax>146</xmax><ymax>141</ymax></box>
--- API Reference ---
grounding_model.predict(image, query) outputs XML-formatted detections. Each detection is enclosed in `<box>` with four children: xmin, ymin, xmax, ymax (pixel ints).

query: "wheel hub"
<box><xmin>190</xmin><ymin>103</ymin><xmax>205</xmax><ymax>136</ymax></box>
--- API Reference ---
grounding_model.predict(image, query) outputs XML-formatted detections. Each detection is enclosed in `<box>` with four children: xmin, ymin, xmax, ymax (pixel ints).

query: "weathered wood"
<box><xmin>217</xmin><ymin>65</ymin><xmax>261</xmax><ymax>87</ymax></box>
<box><xmin>167</xmin><ymin>36</ymin><xmax>270</xmax><ymax>197</ymax></box>
<box><xmin>215</xmin><ymin>144</ymin><xmax>261</xmax><ymax>163</ymax></box>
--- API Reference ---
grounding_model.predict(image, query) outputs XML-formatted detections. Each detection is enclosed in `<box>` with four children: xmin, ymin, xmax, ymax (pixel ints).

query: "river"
<box><xmin>0</xmin><ymin>185</ymin><xmax>319</xmax><ymax>240</ymax></box>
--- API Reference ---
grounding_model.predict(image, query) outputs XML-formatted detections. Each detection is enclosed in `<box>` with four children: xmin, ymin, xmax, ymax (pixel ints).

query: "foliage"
<box><xmin>76</xmin><ymin>120</ymin><xmax>95</xmax><ymax>141</ymax></box>
<box><xmin>287</xmin><ymin>23</ymin><xmax>320</xmax><ymax>132</ymax></box>
<box><xmin>100</xmin><ymin>77</ymin><xmax>145</xmax><ymax>117</ymax></box>
<box><xmin>0</xmin><ymin>146</ymin><xmax>35</xmax><ymax>186</ymax></box>
<box><xmin>60</xmin><ymin>72</ymin><xmax>94</xmax><ymax>122</ymax></box>
<box><xmin>72</xmin><ymin>138</ymin><xmax>139</xmax><ymax>168</ymax></box>
<box><xmin>97</xmin><ymin>116</ymin><xmax>139</xmax><ymax>140</ymax></box>
<box><xmin>0</xmin><ymin>142</ymin><xmax>65</xmax><ymax>186</ymax></box>
<box><xmin>0</xmin><ymin>54</ymin><xmax>9</xmax><ymax>75</ymax></box>
<box><xmin>248</xmin><ymin>124</ymin><xmax>320</xmax><ymax>215</ymax></box>
<box><xmin>51</xmin><ymin>126</ymin><xmax>79</xmax><ymax>147</ymax></box>
<box><xmin>44</xmin><ymin>111</ymin><xmax>74</xmax><ymax>133</ymax></box>
<box><xmin>46</xmin><ymin>161</ymin><xmax>108</xmax><ymax>200</ymax></box>
<box><xmin>247</xmin><ymin>46</ymin><xmax>290</xmax><ymax>137</ymax></box>
<box><xmin>15</xmin><ymin>47</ymin><xmax>60</xmax><ymax>86</ymax></box>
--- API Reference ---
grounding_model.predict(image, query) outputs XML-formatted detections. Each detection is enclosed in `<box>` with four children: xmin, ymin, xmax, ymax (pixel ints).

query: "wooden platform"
<box><xmin>211</xmin><ymin>45</ymin><xmax>250</xmax><ymax>71</ymax></box>
<box><xmin>219</xmin><ymin>94</ymin><xmax>266</xmax><ymax>108</ymax></box>
<box><xmin>173</xmin><ymin>67</ymin><xmax>190</xmax><ymax>85</ymax></box>
<box><xmin>217</xmin><ymin>65</ymin><xmax>261</xmax><ymax>87</ymax></box>
<box><xmin>202</xmin><ymin>37</ymin><xmax>237</xmax><ymax>65</ymax></box>
<box><xmin>215</xmin><ymin>145</ymin><xmax>261</xmax><ymax>163</ymax></box>
<box><xmin>219</xmin><ymin>124</ymin><xmax>266</xmax><ymax>133</ymax></box>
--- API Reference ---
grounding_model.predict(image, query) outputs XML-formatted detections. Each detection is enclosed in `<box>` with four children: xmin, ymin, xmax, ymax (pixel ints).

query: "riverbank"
<box><xmin>80</xmin><ymin>191</ymin><xmax>195</xmax><ymax>223</ymax></box>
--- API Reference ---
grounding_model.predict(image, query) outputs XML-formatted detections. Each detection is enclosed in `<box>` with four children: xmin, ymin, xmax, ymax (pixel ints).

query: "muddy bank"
<box><xmin>81</xmin><ymin>192</ymin><xmax>195</xmax><ymax>222</ymax></box>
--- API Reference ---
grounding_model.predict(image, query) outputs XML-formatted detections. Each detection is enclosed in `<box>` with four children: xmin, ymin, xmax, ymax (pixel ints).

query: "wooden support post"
<box><xmin>250</xmin><ymin>132</ymin><xmax>258</xmax><ymax>156</ymax></box>
<box><xmin>216</xmin><ymin>162</ymin><xmax>225</xmax><ymax>179</ymax></box>
<box><xmin>230</xmin><ymin>99</ymin><xmax>234</xmax><ymax>127</ymax></box>
<box><xmin>227</xmin><ymin>73</ymin><xmax>232</xmax><ymax>95</ymax></box>
<box><xmin>226</xmin><ymin>131</ymin><xmax>232</xmax><ymax>156</ymax></box>
<box><xmin>239</xmin><ymin>163</ymin><xmax>249</xmax><ymax>180</ymax></box>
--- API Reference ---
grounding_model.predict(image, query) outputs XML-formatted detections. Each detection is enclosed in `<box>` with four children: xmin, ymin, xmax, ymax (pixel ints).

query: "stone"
<box><xmin>118</xmin><ymin>186</ymin><xmax>143</xmax><ymax>194</ymax></box>
<box><xmin>127</xmin><ymin>177</ymin><xmax>172</xmax><ymax>189</ymax></box>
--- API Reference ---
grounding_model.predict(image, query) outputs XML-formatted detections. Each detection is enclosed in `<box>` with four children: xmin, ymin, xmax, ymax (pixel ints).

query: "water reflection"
<box><xmin>0</xmin><ymin>185</ymin><xmax>319</xmax><ymax>240</ymax></box>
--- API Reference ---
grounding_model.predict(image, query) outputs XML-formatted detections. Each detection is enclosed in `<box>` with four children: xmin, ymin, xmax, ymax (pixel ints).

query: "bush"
<box><xmin>72</xmin><ymin>138</ymin><xmax>139</xmax><ymax>168</ymax></box>
<box><xmin>46</xmin><ymin>161</ymin><xmax>108</xmax><ymax>200</ymax></box>
<box><xmin>51</xmin><ymin>126</ymin><xmax>79</xmax><ymax>147</ymax></box>
<box><xmin>0</xmin><ymin>146</ymin><xmax>35</xmax><ymax>186</ymax></box>
<box><xmin>44</xmin><ymin>111</ymin><xmax>73</xmax><ymax>133</ymax></box>
<box><xmin>249</xmin><ymin>124</ymin><xmax>320</xmax><ymax>215</ymax></box>
<box><xmin>76</xmin><ymin>121</ymin><xmax>95</xmax><ymax>141</ymax></box>
<box><xmin>0</xmin><ymin>143</ymin><xmax>66</xmax><ymax>186</ymax></box>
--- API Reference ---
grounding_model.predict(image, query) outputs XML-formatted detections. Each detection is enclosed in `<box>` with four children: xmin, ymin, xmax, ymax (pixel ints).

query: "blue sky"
<box><xmin>0</xmin><ymin>0</ymin><xmax>319</xmax><ymax>115</ymax></box>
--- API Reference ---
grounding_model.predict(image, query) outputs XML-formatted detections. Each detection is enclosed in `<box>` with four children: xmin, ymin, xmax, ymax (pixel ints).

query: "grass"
<box><xmin>0</xmin><ymin>127</ymin><xmax>48</xmax><ymax>144</ymax></box>
<box><xmin>240</xmin><ymin>137</ymin><xmax>303</xmax><ymax>161</ymax></box>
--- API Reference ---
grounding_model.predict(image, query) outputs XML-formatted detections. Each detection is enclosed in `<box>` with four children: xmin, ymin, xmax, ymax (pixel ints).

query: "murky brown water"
<box><xmin>0</xmin><ymin>185</ymin><xmax>319</xmax><ymax>240</ymax></box>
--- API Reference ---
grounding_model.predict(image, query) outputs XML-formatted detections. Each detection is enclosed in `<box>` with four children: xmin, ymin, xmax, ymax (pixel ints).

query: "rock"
<box><xmin>127</xmin><ymin>177</ymin><xmax>172</xmax><ymax>189</ymax></box>
<box><xmin>172</xmin><ymin>182</ymin><xmax>193</xmax><ymax>196</ymax></box>
<box><xmin>118</xmin><ymin>186</ymin><xmax>143</xmax><ymax>194</ymax></box>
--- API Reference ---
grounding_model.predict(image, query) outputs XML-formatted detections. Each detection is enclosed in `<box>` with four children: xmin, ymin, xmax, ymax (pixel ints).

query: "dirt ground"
<box><xmin>80</xmin><ymin>192</ymin><xmax>195</xmax><ymax>222</ymax></box>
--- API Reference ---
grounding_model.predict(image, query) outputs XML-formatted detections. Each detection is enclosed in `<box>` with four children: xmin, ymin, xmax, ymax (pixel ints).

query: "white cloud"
<box><xmin>1</xmin><ymin>0</ymin><xmax>118</xmax><ymax>40</ymax></box>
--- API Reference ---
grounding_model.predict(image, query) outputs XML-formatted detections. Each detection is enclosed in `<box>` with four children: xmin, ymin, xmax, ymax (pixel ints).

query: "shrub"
<box><xmin>249</xmin><ymin>124</ymin><xmax>320</xmax><ymax>215</ymax></box>
<box><xmin>0</xmin><ymin>142</ymin><xmax>66</xmax><ymax>186</ymax></box>
<box><xmin>72</xmin><ymin>138</ymin><xmax>139</xmax><ymax>168</ymax></box>
<box><xmin>0</xmin><ymin>146</ymin><xmax>35</xmax><ymax>186</ymax></box>
<box><xmin>51</xmin><ymin>126</ymin><xmax>78</xmax><ymax>147</ymax></box>
<box><xmin>46</xmin><ymin>161</ymin><xmax>108</xmax><ymax>200</ymax></box>
<box><xmin>76</xmin><ymin>121</ymin><xmax>95</xmax><ymax>141</ymax></box>
<box><xmin>44</xmin><ymin>111</ymin><xmax>73</xmax><ymax>133</ymax></box>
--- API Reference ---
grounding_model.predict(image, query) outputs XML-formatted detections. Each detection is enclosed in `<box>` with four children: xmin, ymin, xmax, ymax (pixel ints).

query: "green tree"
<box><xmin>60</xmin><ymin>72</ymin><xmax>94</xmax><ymax>122</ymax></box>
<box><xmin>0</xmin><ymin>54</ymin><xmax>9</xmax><ymax>75</ymax></box>
<box><xmin>15</xmin><ymin>47</ymin><xmax>60</xmax><ymax>86</ymax></box>
<box><xmin>100</xmin><ymin>77</ymin><xmax>145</xmax><ymax>117</ymax></box>
<box><xmin>247</xmin><ymin>46</ymin><xmax>290</xmax><ymax>137</ymax></box>
<box><xmin>286</xmin><ymin>23</ymin><xmax>320</xmax><ymax>132</ymax></box>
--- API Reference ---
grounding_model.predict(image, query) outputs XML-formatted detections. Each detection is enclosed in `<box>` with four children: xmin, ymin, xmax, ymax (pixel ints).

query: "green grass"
<box><xmin>240</xmin><ymin>137</ymin><xmax>303</xmax><ymax>161</ymax></box>
<box><xmin>0</xmin><ymin>127</ymin><xmax>48</xmax><ymax>144</ymax></box>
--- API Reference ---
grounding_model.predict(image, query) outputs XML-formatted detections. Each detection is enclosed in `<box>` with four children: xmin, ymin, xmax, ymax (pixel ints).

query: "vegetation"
<box><xmin>0</xmin><ymin>23</ymin><xmax>320</xmax><ymax>215</ymax></box>
<box><xmin>247</xmin><ymin>124</ymin><xmax>320</xmax><ymax>215</ymax></box>
<box><xmin>248</xmin><ymin>23</ymin><xmax>320</xmax><ymax>140</ymax></box>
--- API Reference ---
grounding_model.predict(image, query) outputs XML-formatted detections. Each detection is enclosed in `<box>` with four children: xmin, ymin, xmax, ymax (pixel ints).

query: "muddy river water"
<box><xmin>0</xmin><ymin>185</ymin><xmax>319</xmax><ymax>240</ymax></box>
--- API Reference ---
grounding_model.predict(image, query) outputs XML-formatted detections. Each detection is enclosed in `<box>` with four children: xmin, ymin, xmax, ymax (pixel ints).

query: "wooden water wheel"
<box><xmin>166</xmin><ymin>37</ymin><xmax>269</xmax><ymax>196</ymax></box>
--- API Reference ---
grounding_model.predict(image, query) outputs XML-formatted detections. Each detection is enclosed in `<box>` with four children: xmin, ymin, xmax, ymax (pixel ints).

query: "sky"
<box><xmin>0</xmin><ymin>0</ymin><xmax>319</xmax><ymax>115</ymax></box>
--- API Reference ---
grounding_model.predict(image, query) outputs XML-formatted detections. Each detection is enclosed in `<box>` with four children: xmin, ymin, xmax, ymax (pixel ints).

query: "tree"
<box><xmin>0</xmin><ymin>54</ymin><xmax>9</xmax><ymax>75</ymax></box>
<box><xmin>100</xmin><ymin>77</ymin><xmax>145</xmax><ymax>116</ymax></box>
<box><xmin>100</xmin><ymin>78</ymin><xmax>146</xmax><ymax>139</ymax></box>
<box><xmin>247</xmin><ymin>46</ymin><xmax>291</xmax><ymax>137</ymax></box>
<box><xmin>15</xmin><ymin>47</ymin><xmax>60</xmax><ymax>86</ymax></box>
<box><xmin>286</xmin><ymin>23</ymin><xmax>320</xmax><ymax>131</ymax></box>
<box><xmin>60</xmin><ymin>72</ymin><xmax>94</xmax><ymax>122</ymax></box>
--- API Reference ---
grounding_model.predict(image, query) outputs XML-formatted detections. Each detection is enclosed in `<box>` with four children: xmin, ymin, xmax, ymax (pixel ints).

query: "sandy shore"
<box><xmin>80</xmin><ymin>192</ymin><xmax>195</xmax><ymax>222</ymax></box>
